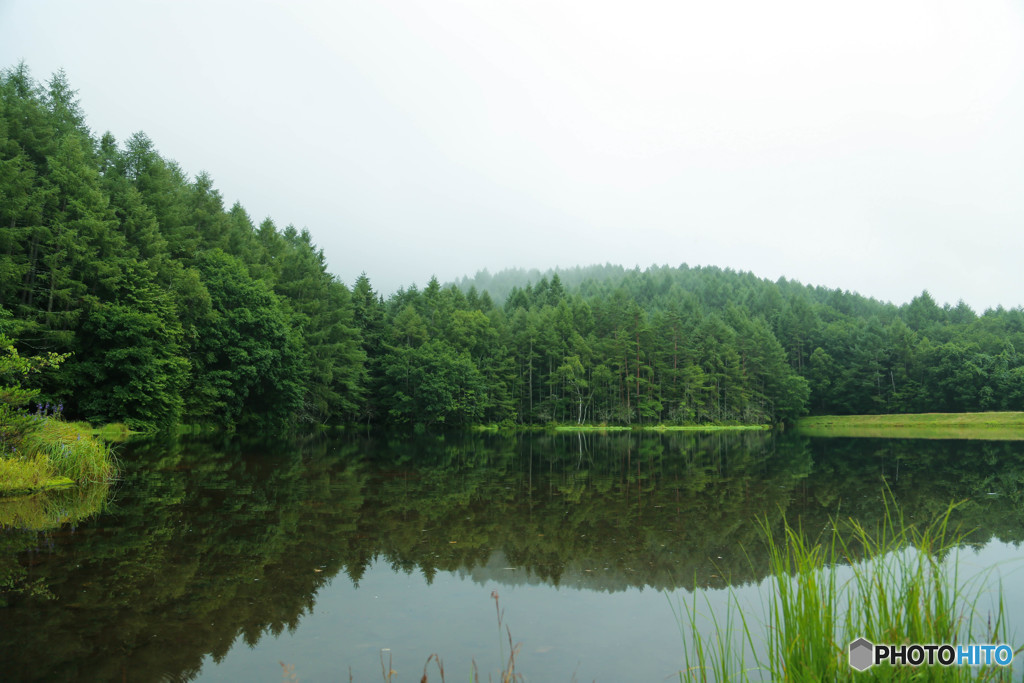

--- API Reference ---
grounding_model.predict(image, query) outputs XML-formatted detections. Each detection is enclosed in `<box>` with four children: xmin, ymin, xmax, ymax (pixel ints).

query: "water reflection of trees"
<box><xmin>352</xmin><ymin>433</ymin><xmax>1024</xmax><ymax>594</ymax></box>
<box><xmin>356</xmin><ymin>431</ymin><xmax>811</xmax><ymax>592</ymax></box>
<box><xmin>1</xmin><ymin>481</ymin><xmax>112</xmax><ymax>602</ymax></box>
<box><xmin>0</xmin><ymin>431</ymin><xmax>1022</xmax><ymax>681</ymax></box>
<box><xmin>0</xmin><ymin>432</ymin><xmax>368</xmax><ymax>681</ymax></box>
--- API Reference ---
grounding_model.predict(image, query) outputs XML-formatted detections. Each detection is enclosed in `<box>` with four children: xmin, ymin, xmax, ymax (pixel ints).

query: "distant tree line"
<box><xmin>2</xmin><ymin>64</ymin><xmax>1023</xmax><ymax>430</ymax></box>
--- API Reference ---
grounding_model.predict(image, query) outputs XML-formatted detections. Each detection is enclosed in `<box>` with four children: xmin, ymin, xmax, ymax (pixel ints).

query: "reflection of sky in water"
<box><xmin>198</xmin><ymin>556</ymin><xmax>686</xmax><ymax>681</ymax></box>
<box><xmin>955</xmin><ymin>542</ymin><xmax>1024</xmax><ymax>643</ymax></box>
<box><xmin>198</xmin><ymin>541</ymin><xmax>1024</xmax><ymax>682</ymax></box>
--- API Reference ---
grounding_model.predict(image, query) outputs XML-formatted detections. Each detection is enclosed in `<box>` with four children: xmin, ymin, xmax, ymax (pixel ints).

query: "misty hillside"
<box><xmin>4</xmin><ymin>63</ymin><xmax>1024</xmax><ymax>431</ymax></box>
<box><xmin>455</xmin><ymin>263</ymin><xmax>902</xmax><ymax>317</ymax></box>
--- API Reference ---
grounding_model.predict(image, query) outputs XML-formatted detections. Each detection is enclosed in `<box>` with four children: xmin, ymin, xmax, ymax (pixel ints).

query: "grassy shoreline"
<box><xmin>0</xmin><ymin>418</ymin><xmax>118</xmax><ymax>496</ymax></box>
<box><xmin>797</xmin><ymin>412</ymin><xmax>1024</xmax><ymax>440</ymax></box>
<box><xmin>474</xmin><ymin>422</ymin><xmax>772</xmax><ymax>433</ymax></box>
<box><xmin>556</xmin><ymin>423</ymin><xmax>771</xmax><ymax>433</ymax></box>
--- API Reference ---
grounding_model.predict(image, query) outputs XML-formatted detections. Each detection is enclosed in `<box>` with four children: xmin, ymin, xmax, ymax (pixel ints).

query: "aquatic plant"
<box><xmin>373</xmin><ymin>591</ymin><xmax>523</xmax><ymax>683</ymax></box>
<box><xmin>674</xmin><ymin>496</ymin><xmax>1022</xmax><ymax>681</ymax></box>
<box><xmin>19</xmin><ymin>419</ymin><xmax>115</xmax><ymax>484</ymax></box>
<box><xmin>0</xmin><ymin>414</ymin><xmax>116</xmax><ymax>495</ymax></box>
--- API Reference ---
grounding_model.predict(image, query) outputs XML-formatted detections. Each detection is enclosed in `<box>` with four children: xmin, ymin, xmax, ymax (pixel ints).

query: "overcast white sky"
<box><xmin>3</xmin><ymin>0</ymin><xmax>1023</xmax><ymax>311</ymax></box>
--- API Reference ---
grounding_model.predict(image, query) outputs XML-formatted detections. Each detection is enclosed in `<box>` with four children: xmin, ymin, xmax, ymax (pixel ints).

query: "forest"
<box><xmin>3</xmin><ymin>63</ymin><xmax>1024</xmax><ymax>432</ymax></box>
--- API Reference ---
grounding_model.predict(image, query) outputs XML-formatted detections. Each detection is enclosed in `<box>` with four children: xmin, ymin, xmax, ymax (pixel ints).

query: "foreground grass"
<box><xmin>0</xmin><ymin>417</ymin><xmax>116</xmax><ymax>495</ymax></box>
<box><xmin>675</xmin><ymin>499</ymin><xmax>1021</xmax><ymax>681</ymax></box>
<box><xmin>797</xmin><ymin>412</ymin><xmax>1024</xmax><ymax>440</ymax></box>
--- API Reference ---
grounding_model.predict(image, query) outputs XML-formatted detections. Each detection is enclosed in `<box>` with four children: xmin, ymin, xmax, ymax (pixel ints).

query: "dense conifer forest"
<box><xmin>3</xmin><ymin>64</ymin><xmax>1024</xmax><ymax>431</ymax></box>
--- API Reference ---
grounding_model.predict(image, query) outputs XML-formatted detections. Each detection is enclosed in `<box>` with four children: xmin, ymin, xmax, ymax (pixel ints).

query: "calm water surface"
<box><xmin>1</xmin><ymin>430</ymin><xmax>1023</xmax><ymax>681</ymax></box>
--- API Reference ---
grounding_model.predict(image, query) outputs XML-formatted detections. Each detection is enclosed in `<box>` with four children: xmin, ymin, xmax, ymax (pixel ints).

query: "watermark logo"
<box><xmin>849</xmin><ymin>638</ymin><xmax>874</xmax><ymax>671</ymax></box>
<box><xmin>849</xmin><ymin>638</ymin><xmax>1014</xmax><ymax>671</ymax></box>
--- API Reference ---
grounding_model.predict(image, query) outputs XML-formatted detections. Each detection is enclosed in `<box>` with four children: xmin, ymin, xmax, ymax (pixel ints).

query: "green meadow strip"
<box><xmin>552</xmin><ymin>423</ymin><xmax>770</xmax><ymax>432</ymax></box>
<box><xmin>797</xmin><ymin>412</ymin><xmax>1024</xmax><ymax>440</ymax></box>
<box><xmin>473</xmin><ymin>422</ymin><xmax>771</xmax><ymax>433</ymax></box>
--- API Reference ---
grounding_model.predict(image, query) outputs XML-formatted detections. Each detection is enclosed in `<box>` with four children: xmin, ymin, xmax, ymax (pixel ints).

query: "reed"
<box><xmin>675</xmin><ymin>496</ymin><xmax>1021</xmax><ymax>681</ymax></box>
<box><xmin>19</xmin><ymin>419</ymin><xmax>116</xmax><ymax>483</ymax></box>
<box><xmin>376</xmin><ymin>591</ymin><xmax>522</xmax><ymax>683</ymax></box>
<box><xmin>0</xmin><ymin>416</ymin><xmax>116</xmax><ymax>494</ymax></box>
<box><xmin>0</xmin><ymin>453</ymin><xmax>67</xmax><ymax>493</ymax></box>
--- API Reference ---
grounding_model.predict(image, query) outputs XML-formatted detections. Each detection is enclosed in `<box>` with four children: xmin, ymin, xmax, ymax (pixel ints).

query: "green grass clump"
<box><xmin>1</xmin><ymin>417</ymin><xmax>116</xmax><ymax>495</ymax></box>
<box><xmin>0</xmin><ymin>454</ymin><xmax>71</xmax><ymax>493</ymax></box>
<box><xmin>90</xmin><ymin>421</ymin><xmax>136</xmax><ymax>442</ymax></box>
<box><xmin>19</xmin><ymin>419</ymin><xmax>115</xmax><ymax>483</ymax></box>
<box><xmin>675</xmin><ymin>497</ymin><xmax>1021</xmax><ymax>681</ymax></box>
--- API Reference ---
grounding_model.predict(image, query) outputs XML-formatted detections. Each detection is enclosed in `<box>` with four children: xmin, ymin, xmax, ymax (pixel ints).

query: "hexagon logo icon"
<box><xmin>849</xmin><ymin>637</ymin><xmax>874</xmax><ymax>671</ymax></box>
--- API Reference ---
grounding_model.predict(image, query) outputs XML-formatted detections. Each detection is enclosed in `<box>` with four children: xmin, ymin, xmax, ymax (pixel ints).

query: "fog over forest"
<box><xmin>3</xmin><ymin>1</ymin><xmax>1023</xmax><ymax>312</ymax></box>
<box><xmin>3</xmin><ymin>63</ymin><xmax>1024</xmax><ymax>432</ymax></box>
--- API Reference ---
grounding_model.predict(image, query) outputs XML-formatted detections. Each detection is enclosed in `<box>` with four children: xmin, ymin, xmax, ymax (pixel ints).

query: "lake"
<box><xmin>1</xmin><ymin>430</ymin><xmax>1023</xmax><ymax>681</ymax></box>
